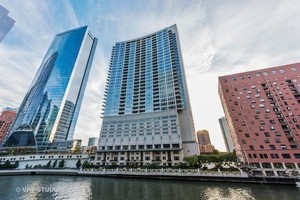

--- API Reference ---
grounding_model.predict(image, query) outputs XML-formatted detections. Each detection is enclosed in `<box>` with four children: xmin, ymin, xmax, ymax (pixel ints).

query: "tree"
<box><xmin>183</xmin><ymin>155</ymin><xmax>199</xmax><ymax>168</ymax></box>
<box><xmin>76</xmin><ymin>159</ymin><xmax>81</xmax><ymax>169</ymax></box>
<box><xmin>46</xmin><ymin>160</ymin><xmax>52</xmax><ymax>168</ymax></box>
<box><xmin>74</xmin><ymin>147</ymin><xmax>81</xmax><ymax>154</ymax></box>
<box><xmin>13</xmin><ymin>161</ymin><xmax>19</xmax><ymax>168</ymax></box>
<box><xmin>82</xmin><ymin>160</ymin><xmax>89</xmax><ymax>168</ymax></box>
<box><xmin>52</xmin><ymin>160</ymin><xmax>58</xmax><ymax>168</ymax></box>
<box><xmin>58</xmin><ymin>159</ymin><xmax>65</xmax><ymax>168</ymax></box>
<box><xmin>184</xmin><ymin>152</ymin><xmax>238</xmax><ymax>170</ymax></box>
<box><xmin>4</xmin><ymin>160</ymin><xmax>11</xmax><ymax>168</ymax></box>
<box><xmin>212</xmin><ymin>149</ymin><xmax>220</xmax><ymax>155</ymax></box>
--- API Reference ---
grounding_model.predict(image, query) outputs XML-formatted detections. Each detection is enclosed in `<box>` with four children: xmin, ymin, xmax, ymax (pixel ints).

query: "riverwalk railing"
<box><xmin>78</xmin><ymin>168</ymin><xmax>248</xmax><ymax>178</ymax></box>
<box><xmin>1</xmin><ymin>169</ymin><xmax>298</xmax><ymax>185</ymax></box>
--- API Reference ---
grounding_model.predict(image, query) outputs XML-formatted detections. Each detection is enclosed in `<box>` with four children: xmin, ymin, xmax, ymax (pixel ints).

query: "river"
<box><xmin>0</xmin><ymin>175</ymin><xmax>299</xmax><ymax>200</ymax></box>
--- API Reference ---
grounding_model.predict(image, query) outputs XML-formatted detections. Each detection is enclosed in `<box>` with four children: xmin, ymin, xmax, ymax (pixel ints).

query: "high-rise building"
<box><xmin>0</xmin><ymin>107</ymin><xmax>17</xmax><ymax>144</ymax></box>
<box><xmin>97</xmin><ymin>24</ymin><xmax>199</xmax><ymax>166</ymax></box>
<box><xmin>0</xmin><ymin>5</ymin><xmax>15</xmax><ymax>43</ymax></box>
<box><xmin>196</xmin><ymin>130</ymin><xmax>211</xmax><ymax>145</ymax></box>
<box><xmin>218</xmin><ymin>117</ymin><xmax>235</xmax><ymax>152</ymax></box>
<box><xmin>2</xmin><ymin>26</ymin><xmax>97</xmax><ymax>151</ymax></box>
<box><xmin>218</xmin><ymin>63</ymin><xmax>300</xmax><ymax>176</ymax></box>
<box><xmin>196</xmin><ymin>129</ymin><xmax>215</xmax><ymax>153</ymax></box>
<box><xmin>88</xmin><ymin>137</ymin><xmax>98</xmax><ymax>147</ymax></box>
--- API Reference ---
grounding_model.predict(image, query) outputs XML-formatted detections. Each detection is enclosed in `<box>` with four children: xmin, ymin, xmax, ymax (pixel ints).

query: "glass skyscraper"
<box><xmin>3</xmin><ymin>26</ymin><xmax>97</xmax><ymax>150</ymax></box>
<box><xmin>97</xmin><ymin>25</ymin><xmax>199</xmax><ymax>166</ymax></box>
<box><xmin>0</xmin><ymin>5</ymin><xmax>15</xmax><ymax>43</ymax></box>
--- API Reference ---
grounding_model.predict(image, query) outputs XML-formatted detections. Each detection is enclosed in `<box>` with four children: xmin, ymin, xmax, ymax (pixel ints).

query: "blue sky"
<box><xmin>1</xmin><ymin>0</ymin><xmax>300</xmax><ymax>150</ymax></box>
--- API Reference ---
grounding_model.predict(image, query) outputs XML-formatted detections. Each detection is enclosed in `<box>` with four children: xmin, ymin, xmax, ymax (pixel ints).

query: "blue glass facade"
<box><xmin>0</xmin><ymin>5</ymin><xmax>15</xmax><ymax>43</ymax></box>
<box><xmin>5</xmin><ymin>26</ymin><xmax>97</xmax><ymax>149</ymax></box>
<box><xmin>103</xmin><ymin>26</ymin><xmax>187</xmax><ymax>116</ymax></box>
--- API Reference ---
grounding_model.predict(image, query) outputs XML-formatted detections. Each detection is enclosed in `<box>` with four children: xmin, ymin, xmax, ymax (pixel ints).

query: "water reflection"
<box><xmin>0</xmin><ymin>176</ymin><xmax>299</xmax><ymax>200</ymax></box>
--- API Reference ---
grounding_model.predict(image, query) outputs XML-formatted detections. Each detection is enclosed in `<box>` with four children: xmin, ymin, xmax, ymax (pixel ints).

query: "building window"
<box><xmin>262</xmin><ymin>162</ymin><xmax>271</xmax><ymax>168</ymax></box>
<box><xmin>264</xmin><ymin>138</ymin><xmax>269</xmax><ymax>143</ymax></box>
<box><xmin>285</xmin><ymin>163</ymin><xmax>295</xmax><ymax>169</ymax></box>
<box><xmin>269</xmin><ymin>145</ymin><xmax>276</xmax><ymax>150</ymax></box>
<box><xmin>259</xmin><ymin>104</ymin><xmax>265</xmax><ymax>108</ymax></box>
<box><xmin>273</xmin><ymin>163</ymin><xmax>283</xmax><ymax>168</ymax></box>
<box><xmin>294</xmin><ymin>154</ymin><xmax>300</xmax><ymax>159</ymax></box>
<box><xmin>264</xmin><ymin>132</ymin><xmax>270</xmax><ymax>137</ymax></box>
<box><xmin>291</xmin><ymin>67</ymin><xmax>297</xmax><ymax>72</ymax></box>
<box><xmin>279</xmin><ymin>69</ymin><xmax>285</xmax><ymax>73</ymax></box>
<box><xmin>282</xmin><ymin>154</ymin><xmax>291</xmax><ymax>159</ymax></box>
<box><xmin>280</xmin><ymin>144</ymin><xmax>287</xmax><ymax>149</ymax></box>
<box><xmin>270</xmin><ymin>153</ymin><xmax>279</xmax><ymax>159</ymax></box>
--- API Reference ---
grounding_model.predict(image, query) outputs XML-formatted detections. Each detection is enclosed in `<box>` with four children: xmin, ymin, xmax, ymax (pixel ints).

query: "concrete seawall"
<box><xmin>0</xmin><ymin>169</ymin><xmax>298</xmax><ymax>185</ymax></box>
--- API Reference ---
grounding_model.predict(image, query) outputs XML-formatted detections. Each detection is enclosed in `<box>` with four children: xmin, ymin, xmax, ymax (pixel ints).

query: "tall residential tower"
<box><xmin>3</xmin><ymin>26</ymin><xmax>97</xmax><ymax>151</ymax></box>
<box><xmin>97</xmin><ymin>25</ymin><xmax>199</xmax><ymax>166</ymax></box>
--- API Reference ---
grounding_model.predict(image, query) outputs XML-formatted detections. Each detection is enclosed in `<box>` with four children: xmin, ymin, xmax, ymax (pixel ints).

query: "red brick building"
<box><xmin>0</xmin><ymin>108</ymin><xmax>16</xmax><ymax>145</ymax></box>
<box><xmin>218</xmin><ymin>63</ymin><xmax>300</xmax><ymax>176</ymax></box>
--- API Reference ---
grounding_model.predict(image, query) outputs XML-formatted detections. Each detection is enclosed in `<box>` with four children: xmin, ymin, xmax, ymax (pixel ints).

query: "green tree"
<box><xmin>183</xmin><ymin>155</ymin><xmax>199</xmax><ymax>168</ymax></box>
<box><xmin>184</xmin><ymin>152</ymin><xmax>238</xmax><ymax>170</ymax></box>
<box><xmin>82</xmin><ymin>160</ymin><xmax>89</xmax><ymax>168</ymax></box>
<box><xmin>76</xmin><ymin>159</ymin><xmax>81</xmax><ymax>168</ymax></box>
<box><xmin>13</xmin><ymin>161</ymin><xmax>19</xmax><ymax>168</ymax></box>
<box><xmin>58</xmin><ymin>159</ymin><xmax>65</xmax><ymax>168</ymax></box>
<box><xmin>4</xmin><ymin>160</ymin><xmax>11</xmax><ymax>168</ymax></box>
<box><xmin>212</xmin><ymin>149</ymin><xmax>220</xmax><ymax>154</ymax></box>
<box><xmin>46</xmin><ymin>160</ymin><xmax>52</xmax><ymax>168</ymax></box>
<box><xmin>74</xmin><ymin>147</ymin><xmax>81</xmax><ymax>154</ymax></box>
<box><xmin>52</xmin><ymin>160</ymin><xmax>58</xmax><ymax>168</ymax></box>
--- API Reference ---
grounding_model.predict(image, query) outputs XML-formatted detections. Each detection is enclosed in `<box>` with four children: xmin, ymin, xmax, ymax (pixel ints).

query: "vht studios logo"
<box><xmin>16</xmin><ymin>186</ymin><xmax>62</xmax><ymax>193</ymax></box>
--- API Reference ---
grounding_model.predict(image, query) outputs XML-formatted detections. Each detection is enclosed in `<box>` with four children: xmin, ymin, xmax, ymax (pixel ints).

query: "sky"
<box><xmin>1</xmin><ymin>0</ymin><xmax>300</xmax><ymax>150</ymax></box>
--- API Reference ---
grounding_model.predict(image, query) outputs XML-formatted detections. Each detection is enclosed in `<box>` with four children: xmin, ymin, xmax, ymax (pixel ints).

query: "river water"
<box><xmin>0</xmin><ymin>175</ymin><xmax>299</xmax><ymax>200</ymax></box>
